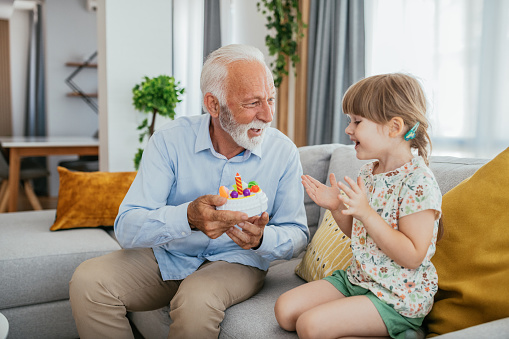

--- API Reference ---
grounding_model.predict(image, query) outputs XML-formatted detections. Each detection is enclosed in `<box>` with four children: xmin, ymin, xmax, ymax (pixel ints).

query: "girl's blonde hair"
<box><xmin>342</xmin><ymin>73</ymin><xmax>432</xmax><ymax>165</ymax></box>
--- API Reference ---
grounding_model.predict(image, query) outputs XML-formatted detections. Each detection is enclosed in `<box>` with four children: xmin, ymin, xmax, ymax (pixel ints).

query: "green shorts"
<box><xmin>324</xmin><ymin>270</ymin><xmax>424</xmax><ymax>339</ymax></box>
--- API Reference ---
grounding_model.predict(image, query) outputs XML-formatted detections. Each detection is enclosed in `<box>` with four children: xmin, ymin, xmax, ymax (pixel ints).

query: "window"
<box><xmin>366</xmin><ymin>0</ymin><xmax>509</xmax><ymax>158</ymax></box>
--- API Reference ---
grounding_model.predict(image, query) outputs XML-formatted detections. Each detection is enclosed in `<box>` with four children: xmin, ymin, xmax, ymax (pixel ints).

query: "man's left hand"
<box><xmin>226</xmin><ymin>212</ymin><xmax>269</xmax><ymax>250</ymax></box>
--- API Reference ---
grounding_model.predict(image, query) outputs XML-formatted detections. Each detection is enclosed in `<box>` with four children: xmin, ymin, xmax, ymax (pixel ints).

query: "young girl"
<box><xmin>275</xmin><ymin>73</ymin><xmax>442</xmax><ymax>339</ymax></box>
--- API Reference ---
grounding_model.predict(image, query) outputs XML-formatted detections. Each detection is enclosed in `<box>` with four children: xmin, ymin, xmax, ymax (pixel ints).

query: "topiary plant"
<box><xmin>132</xmin><ymin>75</ymin><xmax>185</xmax><ymax>170</ymax></box>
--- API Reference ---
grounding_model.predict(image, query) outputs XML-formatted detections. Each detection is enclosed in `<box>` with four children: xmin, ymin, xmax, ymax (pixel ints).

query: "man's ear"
<box><xmin>204</xmin><ymin>93</ymin><xmax>220</xmax><ymax>117</ymax></box>
<box><xmin>389</xmin><ymin>117</ymin><xmax>405</xmax><ymax>137</ymax></box>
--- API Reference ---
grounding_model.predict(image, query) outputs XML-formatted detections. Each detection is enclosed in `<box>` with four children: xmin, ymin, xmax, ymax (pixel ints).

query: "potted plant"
<box><xmin>257</xmin><ymin>0</ymin><xmax>307</xmax><ymax>87</ymax></box>
<box><xmin>132</xmin><ymin>75</ymin><xmax>185</xmax><ymax>170</ymax></box>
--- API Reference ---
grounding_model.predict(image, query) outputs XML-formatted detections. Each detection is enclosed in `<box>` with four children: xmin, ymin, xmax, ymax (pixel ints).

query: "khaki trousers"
<box><xmin>69</xmin><ymin>248</ymin><xmax>266</xmax><ymax>339</ymax></box>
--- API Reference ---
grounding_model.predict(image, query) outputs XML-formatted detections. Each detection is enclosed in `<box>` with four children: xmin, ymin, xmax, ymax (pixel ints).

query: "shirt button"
<box><xmin>181</xmin><ymin>232</ymin><xmax>186</xmax><ymax>236</ymax></box>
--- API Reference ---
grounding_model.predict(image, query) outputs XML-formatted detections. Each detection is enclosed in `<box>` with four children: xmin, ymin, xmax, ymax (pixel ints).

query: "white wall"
<box><xmin>9</xmin><ymin>6</ymin><xmax>30</xmax><ymax>136</ymax></box>
<box><xmin>45</xmin><ymin>0</ymin><xmax>98</xmax><ymax>194</ymax></box>
<box><xmin>97</xmin><ymin>0</ymin><xmax>173</xmax><ymax>172</ymax></box>
<box><xmin>9</xmin><ymin>0</ymin><xmax>98</xmax><ymax>196</ymax></box>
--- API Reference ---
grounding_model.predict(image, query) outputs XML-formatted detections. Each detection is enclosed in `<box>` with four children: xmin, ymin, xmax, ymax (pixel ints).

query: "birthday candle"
<box><xmin>235</xmin><ymin>173</ymin><xmax>243</xmax><ymax>194</ymax></box>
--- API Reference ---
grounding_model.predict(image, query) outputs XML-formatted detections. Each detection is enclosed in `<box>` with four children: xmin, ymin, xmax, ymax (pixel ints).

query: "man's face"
<box><xmin>220</xmin><ymin>60</ymin><xmax>275</xmax><ymax>150</ymax></box>
<box><xmin>218</xmin><ymin>104</ymin><xmax>270</xmax><ymax>151</ymax></box>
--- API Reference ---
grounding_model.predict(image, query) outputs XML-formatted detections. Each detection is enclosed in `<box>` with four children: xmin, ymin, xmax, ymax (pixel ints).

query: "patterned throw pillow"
<box><xmin>295</xmin><ymin>209</ymin><xmax>352</xmax><ymax>281</ymax></box>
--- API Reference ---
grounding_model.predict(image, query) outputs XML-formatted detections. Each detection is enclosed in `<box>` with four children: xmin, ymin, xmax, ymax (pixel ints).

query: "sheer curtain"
<box><xmin>366</xmin><ymin>0</ymin><xmax>509</xmax><ymax>158</ymax></box>
<box><xmin>172</xmin><ymin>0</ymin><xmax>204</xmax><ymax>117</ymax></box>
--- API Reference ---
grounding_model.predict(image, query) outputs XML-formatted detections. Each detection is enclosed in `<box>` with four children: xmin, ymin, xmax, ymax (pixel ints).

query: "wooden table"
<box><xmin>0</xmin><ymin>136</ymin><xmax>99</xmax><ymax>212</ymax></box>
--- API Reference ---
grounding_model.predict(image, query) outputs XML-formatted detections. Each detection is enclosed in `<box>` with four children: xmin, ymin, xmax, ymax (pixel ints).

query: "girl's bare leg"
<box><xmin>274</xmin><ymin>280</ymin><xmax>345</xmax><ymax>331</ymax></box>
<box><xmin>296</xmin><ymin>295</ymin><xmax>389</xmax><ymax>339</ymax></box>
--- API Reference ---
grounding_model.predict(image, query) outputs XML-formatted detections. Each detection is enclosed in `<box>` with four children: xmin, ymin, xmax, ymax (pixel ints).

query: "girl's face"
<box><xmin>345</xmin><ymin>114</ymin><xmax>391</xmax><ymax>160</ymax></box>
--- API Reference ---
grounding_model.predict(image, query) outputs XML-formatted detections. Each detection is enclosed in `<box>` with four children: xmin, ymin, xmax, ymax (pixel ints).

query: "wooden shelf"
<box><xmin>65</xmin><ymin>62</ymin><xmax>97</xmax><ymax>68</ymax></box>
<box><xmin>67</xmin><ymin>92</ymin><xmax>97</xmax><ymax>97</ymax></box>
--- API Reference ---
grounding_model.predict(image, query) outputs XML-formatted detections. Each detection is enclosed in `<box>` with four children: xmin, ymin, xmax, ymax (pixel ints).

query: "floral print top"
<box><xmin>346</xmin><ymin>156</ymin><xmax>442</xmax><ymax>318</ymax></box>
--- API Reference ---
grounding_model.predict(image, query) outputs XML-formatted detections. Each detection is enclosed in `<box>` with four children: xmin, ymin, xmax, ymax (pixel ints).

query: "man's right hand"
<box><xmin>187</xmin><ymin>195</ymin><xmax>249</xmax><ymax>239</ymax></box>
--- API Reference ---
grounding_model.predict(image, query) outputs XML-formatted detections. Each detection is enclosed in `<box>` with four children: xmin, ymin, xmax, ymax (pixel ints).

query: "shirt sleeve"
<box><xmin>114</xmin><ymin>131</ymin><xmax>192</xmax><ymax>249</ymax></box>
<box><xmin>399</xmin><ymin>168</ymin><xmax>442</xmax><ymax>220</ymax></box>
<box><xmin>252</xmin><ymin>145</ymin><xmax>309</xmax><ymax>261</ymax></box>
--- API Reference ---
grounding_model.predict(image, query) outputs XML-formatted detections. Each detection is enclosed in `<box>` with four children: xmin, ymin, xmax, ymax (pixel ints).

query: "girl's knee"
<box><xmin>295</xmin><ymin>311</ymin><xmax>322</xmax><ymax>339</ymax></box>
<box><xmin>274</xmin><ymin>293</ymin><xmax>296</xmax><ymax>331</ymax></box>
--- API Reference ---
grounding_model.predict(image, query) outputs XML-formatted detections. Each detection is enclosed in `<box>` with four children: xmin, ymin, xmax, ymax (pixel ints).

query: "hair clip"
<box><xmin>404</xmin><ymin>122</ymin><xmax>420</xmax><ymax>141</ymax></box>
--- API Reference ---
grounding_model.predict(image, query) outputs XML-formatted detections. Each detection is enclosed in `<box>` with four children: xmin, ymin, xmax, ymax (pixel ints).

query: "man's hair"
<box><xmin>342</xmin><ymin>73</ymin><xmax>432</xmax><ymax>165</ymax></box>
<box><xmin>200</xmin><ymin>44</ymin><xmax>271</xmax><ymax>112</ymax></box>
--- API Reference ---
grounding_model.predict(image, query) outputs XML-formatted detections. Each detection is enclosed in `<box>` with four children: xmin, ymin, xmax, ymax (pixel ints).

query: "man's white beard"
<box><xmin>219</xmin><ymin>105</ymin><xmax>270</xmax><ymax>151</ymax></box>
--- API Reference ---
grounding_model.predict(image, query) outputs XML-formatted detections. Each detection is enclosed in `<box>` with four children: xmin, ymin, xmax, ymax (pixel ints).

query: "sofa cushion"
<box><xmin>51</xmin><ymin>167</ymin><xmax>136</xmax><ymax>231</ymax></box>
<box><xmin>298</xmin><ymin>144</ymin><xmax>343</xmax><ymax>235</ymax></box>
<box><xmin>424</xmin><ymin>148</ymin><xmax>509</xmax><ymax>336</ymax></box>
<box><xmin>429</xmin><ymin>156</ymin><xmax>489</xmax><ymax>195</ymax></box>
<box><xmin>0</xmin><ymin>210</ymin><xmax>121</xmax><ymax>309</ymax></box>
<box><xmin>295</xmin><ymin>209</ymin><xmax>352</xmax><ymax>282</ymax></box>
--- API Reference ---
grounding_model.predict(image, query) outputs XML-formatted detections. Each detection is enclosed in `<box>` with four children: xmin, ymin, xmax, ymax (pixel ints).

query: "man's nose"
<box><xmin>257</xmin><ymin>101</ymin><xmax>273</xmax><ymax>123</ymax></box>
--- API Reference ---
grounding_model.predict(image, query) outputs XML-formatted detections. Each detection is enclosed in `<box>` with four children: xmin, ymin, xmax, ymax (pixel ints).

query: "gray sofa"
<box><xmin>1</xmin><ymin>143</ymin><xmax>508</xmax><ymax>338</ymax></box>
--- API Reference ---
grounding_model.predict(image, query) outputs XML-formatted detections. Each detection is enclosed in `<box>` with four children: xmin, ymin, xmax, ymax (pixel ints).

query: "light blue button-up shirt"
<box><xmin>114</xmin><ymin>114</ymin><xmax>309</xmax><ymax>281</ymax></box>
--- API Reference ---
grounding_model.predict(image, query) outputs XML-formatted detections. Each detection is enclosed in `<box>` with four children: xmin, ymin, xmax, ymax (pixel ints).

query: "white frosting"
<box><xmin>216</xmin><ymin>190</ymin><xmax>268</xmax><ymax>217</ymax></box>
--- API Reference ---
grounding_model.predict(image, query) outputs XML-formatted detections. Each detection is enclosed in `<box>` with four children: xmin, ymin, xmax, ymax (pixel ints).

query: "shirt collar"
<box><xmin>194</xmin><ymin>114</ymin><xmax>263</xmax><ymax>159</ymax></box>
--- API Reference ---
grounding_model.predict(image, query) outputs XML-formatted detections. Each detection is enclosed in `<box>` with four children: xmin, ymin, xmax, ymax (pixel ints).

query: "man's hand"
<box><xmin>226</xmin><ymin>212</ymin><xmax>269</xmax><ymax>250</ymax></box>
<box><xmin>188</xmin><ymin>195</ymin><xmax>248</xmax><ymax>239</ymax></box>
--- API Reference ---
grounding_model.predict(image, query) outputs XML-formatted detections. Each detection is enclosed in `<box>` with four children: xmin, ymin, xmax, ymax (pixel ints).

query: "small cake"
<box><xmin>216</xmin><ymin>173</ymin><xmax>268</xmax><ymax>217</ymax></box>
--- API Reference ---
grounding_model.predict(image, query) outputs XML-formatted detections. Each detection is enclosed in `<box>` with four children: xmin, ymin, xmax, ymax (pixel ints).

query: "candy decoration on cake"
<box><xmin>219</xmin><ymin>185</ymin><xmax>229</xmax><ymax>198</ymax></box>
<box><xmin>216</xmin><ymin>174</ymin><xmax>268</xmax><ymax>217</ymax></box>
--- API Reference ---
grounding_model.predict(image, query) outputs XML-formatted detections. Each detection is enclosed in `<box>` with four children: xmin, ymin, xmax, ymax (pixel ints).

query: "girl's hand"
<box><xmin>301</xmin><ymin>174</ymin><xmax>342</xmax><ymax>211</ymax></box>
<box><xmin>337</xmin><ymin>176</ymin><xmax>375</xmax><ymax>223</ymax></box>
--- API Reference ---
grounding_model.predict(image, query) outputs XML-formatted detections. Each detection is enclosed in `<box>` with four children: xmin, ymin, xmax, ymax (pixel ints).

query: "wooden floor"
<box><xmin>2</xmin><ymin>190</ymin><xmax>58</xmax><ymax>213</ymax></box>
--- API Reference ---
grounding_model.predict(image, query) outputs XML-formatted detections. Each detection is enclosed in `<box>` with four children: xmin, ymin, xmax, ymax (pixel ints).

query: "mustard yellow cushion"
<box><xmin>425</xmin><ymin>148</ymin><xmax>509</xmax><ymax>336</ymax></box>
<box><xmin>50</xmin><ymin>167</ymin><xmax>136</xmax><ymax>231</ymax></box>
<box><xmin>295</xmin><ymin>209</ymin><xmax>352</xmax><ymax>281</ymax></box>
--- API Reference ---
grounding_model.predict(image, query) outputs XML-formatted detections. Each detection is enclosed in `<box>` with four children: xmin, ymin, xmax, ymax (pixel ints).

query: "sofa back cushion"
<box><xmin>299</xmin><ymin>144</ymin><xmax>343</xmax><ymax>236</ymax></box>
<box><xmin>429</xmin><ymin>155</ymin><xmax>489</xmax><ymax>195</ymax></box>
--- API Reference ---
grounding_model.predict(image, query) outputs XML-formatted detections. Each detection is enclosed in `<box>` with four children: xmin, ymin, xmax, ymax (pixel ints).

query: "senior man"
<box><xmin>69</xmin><ymin>44</ymin><xmax>309</xmax><ymax>339</ymax></box>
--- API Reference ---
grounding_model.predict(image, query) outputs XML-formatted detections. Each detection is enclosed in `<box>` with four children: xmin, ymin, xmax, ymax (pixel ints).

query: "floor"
<box><xmin>1</xmin><ymin>189</ymin><xmax>58</xmax><ymax>213</ymax></box>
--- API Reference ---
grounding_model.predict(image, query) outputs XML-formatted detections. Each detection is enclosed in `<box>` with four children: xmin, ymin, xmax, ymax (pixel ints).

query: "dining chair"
<box><xmin>0</xmin><ymin>150</ymin><xmax>50</xmax><ymax>212</ymax></box>
<box><xmin>58</xmin><ymin>155</ymin><xmax>99</xmax><ymax>172</ymax></box>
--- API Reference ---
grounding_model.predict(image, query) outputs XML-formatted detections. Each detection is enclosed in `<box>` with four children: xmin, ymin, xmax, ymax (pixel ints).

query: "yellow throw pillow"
<box><xmin>424</xmin><ymin>148</ymin><xmax>509</xmax><ymax>336</ymax></box>
<box><xmin>295</xmin><ymin>209</ymin><xmax>352</xmax><ymax>281</ymax></box>
<box><xmin>50</xmin><ymin>167</ymin><xmax>137</xmax><ymax>231</ymax></box>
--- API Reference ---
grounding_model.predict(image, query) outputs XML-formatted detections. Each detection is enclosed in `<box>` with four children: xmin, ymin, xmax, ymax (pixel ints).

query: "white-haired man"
<box><xmin>69</xmin><ymin>44</ymin><xmax>309</xmax><ymax>339</ymax></box>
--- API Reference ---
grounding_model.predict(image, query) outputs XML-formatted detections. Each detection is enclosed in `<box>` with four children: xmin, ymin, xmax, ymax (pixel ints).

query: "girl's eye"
<box><xmin>354</xmin><ymin>120</ymin><xmax>361</xmax><ymax>125</ymax></box>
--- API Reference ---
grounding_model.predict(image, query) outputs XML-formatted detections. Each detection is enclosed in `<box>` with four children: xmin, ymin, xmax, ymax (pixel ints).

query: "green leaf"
<box><xmin>256</xmin><ymin>0</ymin><xmax>306</xmax><ymax>87</ymax></box>
<box><xmin>132</xmin><ymin>75</ymin><xmax>185</xmax><ymax>168</ymax></box>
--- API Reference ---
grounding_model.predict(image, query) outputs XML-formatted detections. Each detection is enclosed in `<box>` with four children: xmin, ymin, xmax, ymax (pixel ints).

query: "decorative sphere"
<box><xmin>243</xmin><ymin>189</ymin><xmax>251</xmax><ymax>196</ymax></box>
<box><xmin>230</xmin><ymin>191</ymin><xmax>239</xmax><ymax>198</ymax></box>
